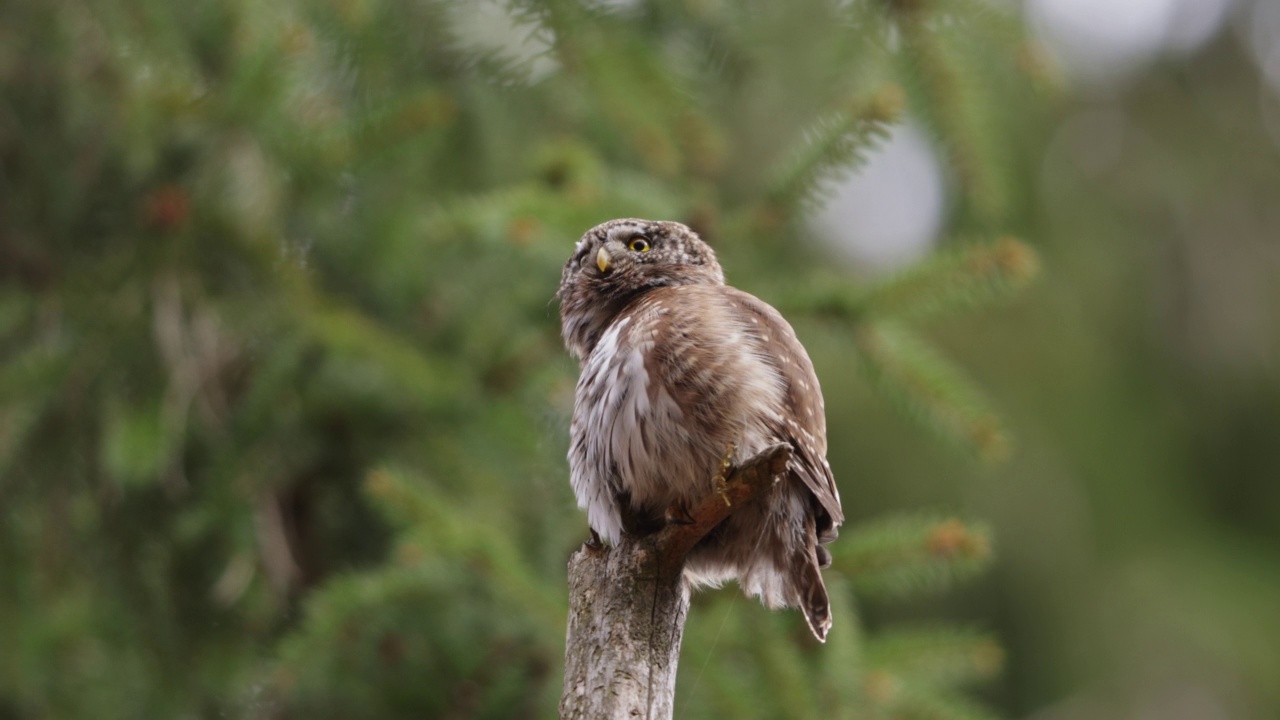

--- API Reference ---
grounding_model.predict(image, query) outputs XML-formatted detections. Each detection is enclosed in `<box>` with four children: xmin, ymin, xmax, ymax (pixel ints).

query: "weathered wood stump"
<box><xmin>559</xmin><ymin>443</ymin><xmax>793</xmax><ymax>720</ymax></box>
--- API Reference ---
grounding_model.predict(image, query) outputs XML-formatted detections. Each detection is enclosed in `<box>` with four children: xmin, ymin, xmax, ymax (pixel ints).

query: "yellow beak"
<box><xmin>596</xmin><ymin>246</ymin><xmax>612</xmax><ymax>273</ymax></box>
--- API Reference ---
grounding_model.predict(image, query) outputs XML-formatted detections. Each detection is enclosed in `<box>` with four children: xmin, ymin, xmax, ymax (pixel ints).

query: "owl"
<box><xmin>557</xmin><ymin>218</ymin><xmax>843</xmax><ymax>641</ymax></box>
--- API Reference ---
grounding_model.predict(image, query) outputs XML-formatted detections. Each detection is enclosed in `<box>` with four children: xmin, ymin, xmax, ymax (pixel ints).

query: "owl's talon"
<box><xmin>713</xmin><ymin>443</ymin><xmax>736</xmax><ymax>506</ymax></box>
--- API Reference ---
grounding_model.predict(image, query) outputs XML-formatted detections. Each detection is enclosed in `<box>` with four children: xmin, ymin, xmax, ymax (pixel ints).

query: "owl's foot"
<box><xmin>712</xmin><ymin>443</ymin><xmax>736</xmax><ymax>507</ymax></box>
<box><xmin>664</xmin><ymin>501</ymin><xmax>696</xmax><ymax>526</ymax></box>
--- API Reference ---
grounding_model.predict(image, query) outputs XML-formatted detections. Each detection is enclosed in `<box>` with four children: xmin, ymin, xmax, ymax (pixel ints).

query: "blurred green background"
<box><xmin>3</xmin><ymin>0</ymin><xmax>1279</xmax><ymax>718</ymax></box>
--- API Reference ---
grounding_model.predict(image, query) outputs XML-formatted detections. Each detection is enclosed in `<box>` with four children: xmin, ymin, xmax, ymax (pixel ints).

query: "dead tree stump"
<box><xmin>559</xmin><ymin>443</ymin><xmax>792</xmax><ymax>720</ymax></box>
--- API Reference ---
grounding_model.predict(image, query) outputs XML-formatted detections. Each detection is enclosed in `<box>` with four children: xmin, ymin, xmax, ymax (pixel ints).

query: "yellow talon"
<box><xmin>713</xmin><ymin>443</ymin><xmax>736</xmax><ymax>506</ymax></box>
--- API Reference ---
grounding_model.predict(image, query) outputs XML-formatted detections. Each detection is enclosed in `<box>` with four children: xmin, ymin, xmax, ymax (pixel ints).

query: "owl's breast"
<box><xmin>568</xmin><ymin>286</ymin><xmax>789</xmax><ymax>543</ymax></box>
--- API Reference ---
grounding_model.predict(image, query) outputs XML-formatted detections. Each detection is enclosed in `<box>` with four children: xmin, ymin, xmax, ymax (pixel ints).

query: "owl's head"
<box><xmin>558</xmin><ymin>218</ymin><xmax>725</xmax><ymax>360</ymax></box>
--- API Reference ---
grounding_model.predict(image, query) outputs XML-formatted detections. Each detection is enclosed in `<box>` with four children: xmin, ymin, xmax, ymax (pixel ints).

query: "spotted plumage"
<box><xmin>557</xmin><ymin>218</ymin><xmax>843</xmax><ymax>641</ymax></box>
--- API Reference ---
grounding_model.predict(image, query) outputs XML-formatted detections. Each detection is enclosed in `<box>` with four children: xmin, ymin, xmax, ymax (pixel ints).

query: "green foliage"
<box><xmin>767</xmin><ymin>86</ymin><xmax>900</xmax><ymax>212</ymax></box>
<box><xmin>865</xmin><ymin>625</ymin><xmax>1003</xmax><ymax>690</ymax></box>
<box><xmin>855</xmin><ymin>322</ymin><xmax>1010</xmax><ymax>462</ymax></box>
<box><xmin>276</xmin><ymin>564</ymin><xmax>553</xmax><ymax>719</ymax></box>
<box><xmin>790</xmin><ymin>237</ymin><xmax>1039</xmax><ymax>460</ymax></box>
<box><xmin>855</xmin><ymin>237</ymin><xmax>1040</xmax><ymax>322</ymax></box>
<box><xmin>841</xmin><ymin>516</ymin><xmax>994</xmax><ymax>599</ymax></box>
<box><xmin>0</xmin><ymin>0</ymin><xmax>1051</xmax><ymax>718</ymax></box>
<box><xmin>888</xmin><ymin>0</ymin><xmax>1040</xmax><ymax>225</ymax></box>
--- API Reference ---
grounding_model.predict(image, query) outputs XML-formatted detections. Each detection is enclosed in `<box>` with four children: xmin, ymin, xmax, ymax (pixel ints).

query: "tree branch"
<box><xmin>559</xmin><ymin>443</ymin><xmax>792</xmax><ymax>720</ymax></box>
<box><xmin>651</xmin><ymin>442</ymin><xmax>792</xmax><ymax>578</ymax></box>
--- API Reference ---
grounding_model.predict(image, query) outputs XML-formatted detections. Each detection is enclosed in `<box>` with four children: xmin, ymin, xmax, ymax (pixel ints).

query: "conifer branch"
<box><xmin>876</xmin><ymin>688</ymin><xmax>1005</xmax><ymax>720</ymax></box>
<box><xmin>781</xmin><ymin>238</ymin><xmax>1036</xmax><ymax>460</ymax></box>
<box><xmin>857</xmin><ymin>236</ymin><xmax>1039</xmax><ymax>320</ymax></box>
<box><xmin>791</xmin><ymin>237</ymin><xmax>1039</xmax><ymax>323</ymax></box>
<box><xmin>855</xmin><ymin>322</ymin><xmax>1009</xmax><ymax>461</ymax></box>
<box><xmin>766</xmin><ymin>86</ymin><xmax>901</xmax><ymax>211</ymax></box>
<box><xmin>365</xmin><ymin>468</ymin><xmax>566</xmax><ymax>629</ymax></box>
<box><xmin>866</xmin><ymin>626</ymin><xmax>1005</xmax><ymax>689</ymax></box>
<box><xmin>840</xmin><ymin>516</ymin><xmax>993</xmax><ymax>598</ymax></box>
<box><xmin>892</xmin><ymin>3</ymin><xmax>1008</xmax><ymax>221</ymax></box>
<box><xmin>651</xmin><ymin>443</ymin><xmax>792</xmax><ymax>578</ymax></box>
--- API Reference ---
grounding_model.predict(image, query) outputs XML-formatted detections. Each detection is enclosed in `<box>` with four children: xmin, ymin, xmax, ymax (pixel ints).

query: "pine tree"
<box><xmin>0</xmin><ymin>1</ymin><xmax>1043</xmax><ymax>718</ymax></box>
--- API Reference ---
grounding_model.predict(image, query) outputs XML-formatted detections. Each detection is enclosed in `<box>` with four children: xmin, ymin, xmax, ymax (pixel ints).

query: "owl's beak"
<box><xmin>596</xmin><ymin>246</ymin><xmax>612</xmax><ymax>273</ymax></box>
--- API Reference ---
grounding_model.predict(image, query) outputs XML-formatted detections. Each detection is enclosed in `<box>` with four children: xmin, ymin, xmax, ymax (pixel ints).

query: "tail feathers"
<box><xmin>794</xmin><ymin>558</ymin><xmax>831</xmax><ymax>642</ymax></box>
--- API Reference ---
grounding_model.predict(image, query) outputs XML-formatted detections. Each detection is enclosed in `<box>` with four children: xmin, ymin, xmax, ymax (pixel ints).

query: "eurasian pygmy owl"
<box><xmin>558</xmin><ymin>218</ymin><xmax>843</xmax><ymax>641</ymax></box>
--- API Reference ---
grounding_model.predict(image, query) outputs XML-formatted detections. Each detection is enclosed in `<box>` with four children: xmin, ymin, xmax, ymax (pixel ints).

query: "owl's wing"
<box><xmin>724</xmin><ymin>288</ymin><xmax>845</xmax><ymax>541</ymax></box>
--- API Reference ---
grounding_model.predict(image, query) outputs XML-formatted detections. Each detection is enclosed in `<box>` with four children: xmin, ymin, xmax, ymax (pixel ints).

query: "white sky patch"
<box><xmin>1243</xmin><ymin>0</ymin><xmax>1280</xmax><ymax>67</ymax></box>
<box><xmin>1027</xmin><ymin>0</ymin><xmax>1235</xmax><ymax>90</ymax></box>
<box><xmin>810</xmin><ymin>123</ymin><xmax>946</xmax><ymax>273</ymax></box>
<box><xmin>1164</xmin><ymin>0</ymin><xmax>1234</xmax><ymax>53</ymax></box>
<box><xmin>1244</xmin><ymin>0</ymin><xmax>1280</xmax><ymax>95</ymax></box>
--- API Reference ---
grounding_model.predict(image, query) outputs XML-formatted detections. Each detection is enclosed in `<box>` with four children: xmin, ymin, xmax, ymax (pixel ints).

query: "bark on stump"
<box><xmin>559</xmin><ymin>444</ymin><xmax>792</xmax><ymax>720</ymax></box>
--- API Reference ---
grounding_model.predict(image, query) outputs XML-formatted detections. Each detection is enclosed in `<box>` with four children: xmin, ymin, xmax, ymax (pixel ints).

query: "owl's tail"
<box><xmin>792</xmin><ymin>545</ymin><xmax>832</xmax><ymax>642</ymax></box>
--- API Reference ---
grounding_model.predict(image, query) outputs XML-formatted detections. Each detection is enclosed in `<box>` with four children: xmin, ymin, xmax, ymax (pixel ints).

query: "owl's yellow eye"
<box><xmin>628</xmin><ymin>237</ymin><xmax>651</xmax><ymax>253</ymax></box>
